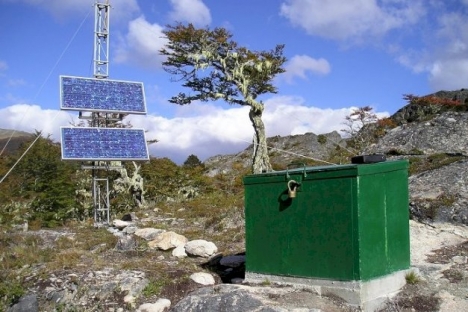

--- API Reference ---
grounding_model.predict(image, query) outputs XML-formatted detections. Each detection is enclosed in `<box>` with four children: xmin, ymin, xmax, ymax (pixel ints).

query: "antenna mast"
<box><xmin>94</xmin><ymin>1</ymin><xmax>110</xmax><ymax>79</ymax></box>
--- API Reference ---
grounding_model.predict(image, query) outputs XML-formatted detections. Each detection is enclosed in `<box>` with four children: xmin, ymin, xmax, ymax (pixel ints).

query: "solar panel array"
<box><xmin>61</xmin><ymin>127</ymin><xmax>149</xmax><ymax>161</ymax></box>
<box><xmin>60</xmin><ymin>76</ymin><xmax>147</xmax><ymax>114</ymax></box>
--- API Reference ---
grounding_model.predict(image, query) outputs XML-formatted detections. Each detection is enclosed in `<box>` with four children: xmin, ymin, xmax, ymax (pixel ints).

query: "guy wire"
<box><xmin>237</xmin><ymin>138</ymin><xmax>338</xmax><ymax>166</ymax></box>
<box><xmin>0</xmin><ymin>10</ymin><xmax>91</xmax><ymax>157</ymax></box>
<box><xmin>0</xmin><ymin>10</ymin><xmax>91</xmax><ymax>184</ymax></box>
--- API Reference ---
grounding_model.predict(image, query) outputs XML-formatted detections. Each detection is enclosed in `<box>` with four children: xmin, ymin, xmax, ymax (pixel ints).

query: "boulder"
<box><xmin>185</xmin><ymin>240</ymin><xmax>218</xmax><ymax>257</ymax></box>
<box><xmin>148</xmin><ymin>231</ymin><xmax>188</xmax><ymax>250</ymax></box>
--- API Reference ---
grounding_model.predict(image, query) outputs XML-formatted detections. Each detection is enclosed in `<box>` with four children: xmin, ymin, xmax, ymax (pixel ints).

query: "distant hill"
<box><xmin>0</xmin><ymin>128</ymin><xmax>34</xmax><ymax>155</ymax></box>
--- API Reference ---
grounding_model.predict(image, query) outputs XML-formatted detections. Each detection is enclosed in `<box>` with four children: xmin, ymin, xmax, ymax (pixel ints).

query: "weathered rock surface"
<box><xmin>366</xmin><ymin>112</ymin><xmax>468</xmax><ymax>156</ymax></box>
<box><xmin>7</xmin><ymin>294</ymin><xmax>38</xmax><ymax>312</ymax></box>
<box><xmin>409</xmin><ymin>159</ymin><xmax>468</xmax><ymax>224</ymax></box>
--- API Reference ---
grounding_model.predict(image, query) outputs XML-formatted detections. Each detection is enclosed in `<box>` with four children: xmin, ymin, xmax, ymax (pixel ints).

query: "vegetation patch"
<box><xmin>408</xmin><ymin>154</ymin><xmax>465</xmax><ymax>175</ymax></box>
<box><xmin>405</xmin><ymin>271</ymin><xmax>421</xmax><ymax>285</ymax></box>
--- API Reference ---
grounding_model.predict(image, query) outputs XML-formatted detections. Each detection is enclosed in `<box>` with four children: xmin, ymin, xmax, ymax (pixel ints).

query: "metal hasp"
<box><xmin>243</xmin><ymin>160</ymin><xmax>410</xmax><ymax>282</ymax></box>
<box><xmin>94</xmin><ymin>1</ymin><xmax>110</xmax><ymax>79</ymax></box>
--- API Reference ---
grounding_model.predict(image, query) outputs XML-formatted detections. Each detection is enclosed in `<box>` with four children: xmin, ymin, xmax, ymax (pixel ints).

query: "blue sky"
<box><xmin>1</xmin><ymin>0</ymin><xmax>467</xmax><ymax>163</ymax></box>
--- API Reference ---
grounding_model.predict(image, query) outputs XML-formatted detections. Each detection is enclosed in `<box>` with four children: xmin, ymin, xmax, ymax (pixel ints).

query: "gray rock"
<box><xmin>171</xmin><ymin>285</ymin><xmax>264</xmax><ymax>312</ymax></box>
<box><xmin>115</xmin><ymin>235</ymin><xmax>137</xmax><ymax>251</ymax></box>
<box><xmin>190</xmin><ymin>272</ymin><xmax>215</xmax><ymax>285</ymax></box>
<box><xmin>366</xmin><ymin>112</ymin><xmax>468</xmax><ymax>156</ymax></box>
<box><xmin>409</xmin><ymin>159</ymin><xmax>468</xmax><ymax>224</ymax></box>
<box><xmin>134</xmin><ymin>228</ymin><xmax>166</xmax><ymax>241</ymax></box>
<box><xmin>185</xmin><ymin>240</ymin><xmax>218</xmax><ymax>257</ymax></box>
<box><xmin>113</xmin><ymin>219</ymin><xmax>132</xmax><ymax>230</ymax></box>
<box><xmin>123</xmin><ymin>225</ymin><xmax>138</xmax><ymax>234</ymax></box>
<box><xmin>148</xmin><ymin>231</ymin><xmax>188</xmax><ymax>250</ymax></box>
<box><xmin>137</xmin><ymin>298</ymin><xmax>171</xmax><ymax>312</ymax></box>
<box><xmin>172</xmin><ymin>245</ymin><xmax>187</xmax><ymax>258</ymax></box>
<box><xmin>7</xmin><ymin>294</ymin><xmax>38</xmax><ymax>312</ymax></box>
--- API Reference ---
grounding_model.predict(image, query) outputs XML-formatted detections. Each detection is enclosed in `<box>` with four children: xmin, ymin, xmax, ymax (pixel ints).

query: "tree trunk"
<box><xmin>249</xmin><ymin>104</ymin><xmax>272</xmax><ymax>174</ymax></box>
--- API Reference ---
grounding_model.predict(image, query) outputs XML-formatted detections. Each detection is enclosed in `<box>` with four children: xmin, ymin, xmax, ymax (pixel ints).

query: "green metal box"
<box><xmin>243</xmin><ymin>160</ymin><xmax>410</xmax><ymax>282</ymax></box>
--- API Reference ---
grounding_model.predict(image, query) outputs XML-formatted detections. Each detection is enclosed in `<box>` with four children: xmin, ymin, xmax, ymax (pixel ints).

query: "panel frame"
<box><xmin>61</xmin><ymin>126</ymin><xmax>150</xmax><ymax>161</ymax></box>
<box><xmin>60</xmin><ymin>75</ymin><xmax>147</xmax><ymax>114</ymax></box>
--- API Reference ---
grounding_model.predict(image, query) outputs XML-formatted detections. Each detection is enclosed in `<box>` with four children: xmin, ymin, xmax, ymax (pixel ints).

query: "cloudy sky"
<box><xmin>1</xmin><ymin>0</ymin><xmax>467</xmax><ymax>163</ymax></box>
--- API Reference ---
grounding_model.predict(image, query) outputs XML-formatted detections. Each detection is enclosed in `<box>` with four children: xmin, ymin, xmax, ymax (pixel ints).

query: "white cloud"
<box><xmin>114</xmin><ymin>16</ymin><xmax>168</xmax><ymax>69</ymax></box>
<box><xmin>429</xmin><ymin>59</ymin><xmax>468</xmax><ymax>91</ymax></box>
<box><xmin>280</xmin><ymin>0</ymin><xmax>424</xmax><ymax>41</ymax></box>
<box><xmin>282</xmin><ymin>55</ymin><xmax>331</xmax><ymax>83</ymax></box>
<box><xmin>395</xmin><ymin>5</ymin><xmax>468</xmax><ymax>91</ymax></box>
<box><xmin>0</xmin><ymin>98</ymin><xmax>389</xmax><ymax>163</ymax></box>
<box><xmin>0</xmin><ymin>104</ymin><xmax>75</xmax><ymax>141</ymax></box>
<box><xmin>168</xmin><ymin>0</ymin><xmax>211</xmax><ymax>26</ymax></box>
<box><xmin>6</xmin><ymin>0</ymin><xmax>140</xmax><ymax>23</ymax></box>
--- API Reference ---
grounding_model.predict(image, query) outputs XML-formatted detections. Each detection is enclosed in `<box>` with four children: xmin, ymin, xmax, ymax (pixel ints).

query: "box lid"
<box><xmin>243</xmin><ymin>160</ymin><xmax>408</xmax><ymax>185</ymax></box>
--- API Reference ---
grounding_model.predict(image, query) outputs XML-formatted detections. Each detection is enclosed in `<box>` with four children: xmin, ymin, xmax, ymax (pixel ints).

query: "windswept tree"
<box><xmin>160</xmin><ymin>23</ymin><xmax>286</xmax><ymax>174</ymax></box>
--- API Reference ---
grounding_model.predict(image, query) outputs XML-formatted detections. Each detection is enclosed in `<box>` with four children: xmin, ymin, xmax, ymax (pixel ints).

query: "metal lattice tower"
<box><xmin>94</xmin><ymin>1</ymin><xmax>110</xmax><ymax>79</ymax></box>
<box><xmin>92</xmin><ymin>0</ymin><xmax>111</xmax><ymax>224</ymax></box>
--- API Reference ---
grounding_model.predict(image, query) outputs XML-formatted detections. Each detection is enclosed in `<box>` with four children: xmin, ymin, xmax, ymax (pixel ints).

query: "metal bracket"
<box><xmin>286</xmin><ymin>163</ymin><xmax>307</xmax><ymax>179</ymax></box>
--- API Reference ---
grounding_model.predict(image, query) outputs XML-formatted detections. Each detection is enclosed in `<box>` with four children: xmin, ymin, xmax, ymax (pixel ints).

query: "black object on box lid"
<box><xmin>351</xmin><ymin>154</ymin><xmax>386</xmax><ymax>164</ymax></box>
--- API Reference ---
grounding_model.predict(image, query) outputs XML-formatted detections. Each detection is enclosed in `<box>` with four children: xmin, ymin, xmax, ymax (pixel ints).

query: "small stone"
<box><xmin>137</xmin><ymin>298</ymin><xmax>171</xmax><ymax>312</ymax></box>
<box><xmin>190</xmin><ymin>272</ymin><xmax>215</xmax><ymax>285</ymax></box>
<box><xmin>124</xmin><ymin>294</ymin><xmax>136</xmax><ymax>304</ymax></box>
<box><xmin>185</xmin><ymin>240</ymin><xmax>218</xmax><ymax>257</ymax></box>
<box><xmin>113</xmin><ymin>219</ymin><xmax>132</xmax><ymax>230</ymax></box>
<box><xmin>172</xmin><ymin>245</ymin><xmax>187</xmax><ymax>258</ymax></box>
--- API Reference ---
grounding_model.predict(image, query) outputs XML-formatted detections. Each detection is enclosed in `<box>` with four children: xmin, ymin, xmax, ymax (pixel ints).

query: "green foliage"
<box><xmin>140</xmin><ymin>157</ymin><xmax>211</xmax><ymax>203</ymax></box>
<box><xmin>0</xmin><ymin>279</ymin><xmax>25</xmax><ymax>307</ymax></box>
<box><xmin>317</xmin><ymin>135</ymin><xmax>327</xmax><ymax>145</ymax></box>
<box><xmin>160</xmin><ymin>23</ymin><xmax>286</xmax><ymax>105</ymax></box>
<box><xmin>408</xmin><ymin>154</ymin><xmax>464</xmax><ymax>175</ymax></box>
<box><xmin>0</xmin><ymin>134</ymin><xmax>82</xmax><ymax>227</ymax></box>
<box><xmin>160</xmin><ymin>23</ymin><xmax>287</xmax><ymax>174</ymax></box>
<box><xmin>142</xmin><ymin>280</ymin><xmax>165</xmax><ymax>297</ymax></box>
<box><xmin>183</xmin><ymin>154</ymin><xmax>204</xmax><ymax>168</ymax></box>
<box><xmin>405</xmin><ymin>271</ymin><xmax>421</xmax><ymax>285</ymax></box>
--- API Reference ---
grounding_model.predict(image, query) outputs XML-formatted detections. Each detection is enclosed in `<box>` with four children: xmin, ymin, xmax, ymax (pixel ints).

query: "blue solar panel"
<box><xmin>61</xmin><ymin>127</ymin><xmax>149</xmax><ymax>161</ymax></box>
<box><xmin>60</xmin><ymin>76</ymin><xmax>147</xmax><ymax>114</ymax></box>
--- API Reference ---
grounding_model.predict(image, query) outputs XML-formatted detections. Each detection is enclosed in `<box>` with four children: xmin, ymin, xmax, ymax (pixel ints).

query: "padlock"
<box><xmin>288</xmin><ymin>180</ymin><xmax>298</xmax><ymax>198</ymax></box>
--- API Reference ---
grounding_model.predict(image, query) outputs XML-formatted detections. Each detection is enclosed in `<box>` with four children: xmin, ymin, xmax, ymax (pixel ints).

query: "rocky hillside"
<box><xmin>204</xmin><ymin>130</ymin><xmax>347</xmax><ymax>176</ymax></box>
<box><xmin>0</xmin><ymin>128</ymin><xmax>34</xmax><ymax>155</ymax></box>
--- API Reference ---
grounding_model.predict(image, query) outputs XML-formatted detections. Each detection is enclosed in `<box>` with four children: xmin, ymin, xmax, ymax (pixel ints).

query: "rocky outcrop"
<box><xmin>204</xmin><ymin>131</ymin><xmax>345</xmax><ymax>175</ymax></box>
<box><xmin>366</xmin><ymin>112</ymin><xmax>468</xmax><ymax>156</ymax></box>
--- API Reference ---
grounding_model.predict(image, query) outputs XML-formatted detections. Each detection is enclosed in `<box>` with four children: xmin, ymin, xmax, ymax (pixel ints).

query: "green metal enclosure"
<box><xmin>243</xmin><ymin>160</ymin><xmax>410</xmax><ymax>282</ymax></box>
